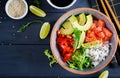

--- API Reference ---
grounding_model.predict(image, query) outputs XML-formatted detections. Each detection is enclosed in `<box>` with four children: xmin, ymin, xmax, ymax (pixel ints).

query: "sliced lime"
<box><xmin>99</xmin><ymin>70</ymin><xmax>109</xmax><ymax>78</ymax></box>
<box><xmin>29</xmin><ymin>5</ymin><xmax>46</xmax><ymax>17</ymax></box>
<box><xmin>78</xmin><ymin>13</ymin><xmax>86</xmax><ymax>25</ymax></box>
<box><xmin>82</xmin><ymin>40</ymin><xmax>101</xmax><ymax>48</ymax></box>
<box><xmin>77</xmin><ymin>31</ymin><xmax>85</xmax><ymax>48</ymax></box>
<box><xmin>40</xmin><ymin>22</ymin><xmax>50</xmax><ymax>39</ymax></box>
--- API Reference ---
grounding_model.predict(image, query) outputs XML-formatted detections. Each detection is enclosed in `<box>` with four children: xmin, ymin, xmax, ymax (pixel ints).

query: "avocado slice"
<box><xmin>68</xmin><ymin>14</ymin><xmax>93</xmax><ymax>31</ymax></box>
<box><xmin>77</xmin><ymin>31</ymin><xmax>86</xmax><ymax>48</ymax></box>
<box><xmin>60</xmin><ymin>21</ymin><xmax>74</xmax><ymax>35</ymax></box>
<box><xmin>82</xmin><ymin>40</ymin><xmax>101</xmax><ymax>48</ymax></box>
<box><xmin>78</xmin><ymin>13</ymin><xmax>86</xmax><ymax>25</ymax></box>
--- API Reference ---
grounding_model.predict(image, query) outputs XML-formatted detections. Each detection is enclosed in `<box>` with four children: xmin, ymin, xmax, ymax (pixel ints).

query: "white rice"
<box><xmin>86</xmin><ymin>42</ymin><xmax>110</xmax><ymax>66</ymax></box>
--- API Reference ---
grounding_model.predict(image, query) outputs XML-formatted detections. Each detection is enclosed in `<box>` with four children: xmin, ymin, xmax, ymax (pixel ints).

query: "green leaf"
<box><xmin>72</xmin><ymin>48</ymin><xmax>86</xmax><ymax>70</ymax></box>
<box><xmin>33</xmin><ymin>0</ymin><xmax>40</xmax><ymax>8</ymax></box>
<box><xmin>17</xmin><ymin>20</ymin><xmax>42</xmax><ymax>32</ymax></box>
<box><xmin>67</xmin><ymin>61</ymin><xmax>77</xmax><ymax>69</ymax></box>
<box><xmin>84</xmin><ymin>57</ymin><xmax>92</xmax><ymax>68</ymax></box>
<box><xmin>67</xmin><ymin>46</ymin><xmax>92</xmax><ymax>70</ymax></box>
<box><xmin>44</xmin><ymin>49</ymin><xmax>57</xmax><ymax>67</ymax></box>
<box><xmin>73</xmin><ymin>28</ymin><xmax>81</xmax><ymax>52</ymax></box>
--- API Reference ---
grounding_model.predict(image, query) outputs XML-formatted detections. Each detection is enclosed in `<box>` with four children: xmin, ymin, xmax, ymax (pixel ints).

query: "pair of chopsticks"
<box><xmin>100</xmin><ymin>0</ymin><xmax>120</xmax><ymax>47</ymax></box>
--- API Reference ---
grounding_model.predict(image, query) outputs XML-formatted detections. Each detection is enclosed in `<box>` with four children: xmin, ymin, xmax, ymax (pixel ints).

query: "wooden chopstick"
<box><xmin>104</xmin><ymin>0</ymin><xmax>120</xmax><ymax>31</ymax></box>
<box><xmin>100</xmin><ymin>0</ymin><xmax>111</xmax><ymax>18</ymax></box>
<box><xmin>104</xmin><ymin>0</ymin><xmax>120</xmax><ymax>47</ymax></box>
<box><xmin>100</xmin><ymin>0</ymin><xmax>120</xmax><ymax>47</ymax></box>
<box><xmin>118</xmin><ymin>38</ymin><xmax>120</xmax><ymax>47</ymax></box>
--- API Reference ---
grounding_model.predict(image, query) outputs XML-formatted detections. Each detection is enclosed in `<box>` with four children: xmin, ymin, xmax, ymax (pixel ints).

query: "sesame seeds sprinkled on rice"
<box><xmin>86</xmin><ymin>42</ymin><xmax>110</xmax><ymax>66</ymax></box>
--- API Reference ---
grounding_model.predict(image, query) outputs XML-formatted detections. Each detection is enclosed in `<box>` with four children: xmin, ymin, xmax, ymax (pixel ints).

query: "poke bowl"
<box><xmin>50</xmin><ymin>8</ymin><xmax>118</xmax><ymax>74</ymax></box>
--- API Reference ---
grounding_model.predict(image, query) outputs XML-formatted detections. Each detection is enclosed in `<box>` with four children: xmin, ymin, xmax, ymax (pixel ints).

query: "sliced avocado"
<box><xmin>77</xmin><ymin>31</ymin><xmax>86</xmax><ymax>48</ymax></box>
<box><xmin>82</xmin><ymin>40</ymin><xmax>101</xmax><ymax>48</ymax></box>
<box><xmin>62</xmin><ymin>21</ymin><xmax>71</xmax><ymax>29</ymax></box>
<box><xmin>68</xmin><ymin>15</ymin><xmax>78</xmax><ymax>23</ymax></box>
<box><xmin>76</xmin><ymin>15</ymin><xmax>79</xmax><ymax>21</ymax></box>
<box><xmin>60</xmin><ymin>21</ymin><xmax>74</xmax><ymax>35</ymax></box>
<box><xmin>68</xmin><ymin>14</ymin><xmax>93</xmax><ymax>31</ymax></box>
<box><xmin>78</xmin><ymin>13</ymin><xmax>86</xmax><ymax>25</ymax></box>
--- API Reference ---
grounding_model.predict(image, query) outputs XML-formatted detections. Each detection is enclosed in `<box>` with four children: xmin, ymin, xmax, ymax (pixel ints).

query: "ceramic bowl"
<box><xmin>47</xmin><ymin>0</ymin><xmax>77</xmax><ymax>9</ymax></box>
<box><xmin>5</xmin><ymin>0</ymin><xmax>28</xmax><ymax>20</ymax></box>
<box><xmin>50</xmin><ymin>8</ymin><xmax>118</xmax><ymax>74</ymax></box>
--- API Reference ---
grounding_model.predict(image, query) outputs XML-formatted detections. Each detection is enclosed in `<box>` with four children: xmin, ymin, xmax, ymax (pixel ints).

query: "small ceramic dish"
<box><xmin>47</xmin><ymin>0</ymin><xmax>77</xmax><ymax>9</ymax></box>
<box><xmin>5</xmin><ymin>0</ymin><xmax>28</xmax><ymax>19</ymax></box>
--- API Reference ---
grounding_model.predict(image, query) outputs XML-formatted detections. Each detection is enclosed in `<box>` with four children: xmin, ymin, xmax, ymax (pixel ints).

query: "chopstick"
<box><xmin>100</xmin><ymin>0</ymin><xmax>110</xmax><ymax>18</ymax></box>
<box><xmin>100</xmin><ymin>0</ymin><xmax>120</xmax><ymax>47</ymax></box>
<box><xmin>104</xmin><ymin>0</ymin><xmax>120</xmax><ymax>31</ymax></box>
<box><xmin>118</xmin><ymin>38</ymin><xmax>120</xmax><ymax>47</ymax></box>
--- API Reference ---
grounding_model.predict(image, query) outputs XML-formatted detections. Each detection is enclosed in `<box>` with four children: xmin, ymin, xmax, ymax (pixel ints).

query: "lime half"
<box><xmin>99</xmin><ymin>70</ymin><xmax>109</xmax><ymax>78</ymax></box>
<box><xmin>29</xmin><ymin>5</ymin><xmax>46</xmax><ymax>17</ymax></box>
<box><xmin>40</xmin><ymin>22</ymin><xmax>50</xmax><ymax>39</ymax></box>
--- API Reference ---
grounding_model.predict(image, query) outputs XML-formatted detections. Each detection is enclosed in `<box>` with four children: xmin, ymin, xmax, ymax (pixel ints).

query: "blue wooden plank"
<box><xmin>0</xmin><ymin>0</ymin><xmax>90</xmax><ymax>13</ymax></box>
<box><xmin>0</xmin><ymin>0</ymin><xmax>90</xmax><ymax>45</ymax></box>
<box><xmin>0</xmin><ymin>45</ymin><xmax>120</xmax><ymax>77</ymax></box>
<box><xmin>0</xmin><ymin>13</ymin><xmax>63</xmax><ymax>45</ymax></box>
<box><xmin>1</xmin><ymin>0</ymin><xmax>120</xmax><ymax>77</ymax></box>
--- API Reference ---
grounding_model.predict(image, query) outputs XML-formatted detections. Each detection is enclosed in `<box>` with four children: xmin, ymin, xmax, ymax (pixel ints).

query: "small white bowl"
<box><xmin>5</xmin><ymin>0</ymin><xmax>28</xmax><ymax>20</ymax></box>
<box><xmin>47</xmin><ymin>0</ymin><xmax>77</xmax><ymax>9</ymax></box>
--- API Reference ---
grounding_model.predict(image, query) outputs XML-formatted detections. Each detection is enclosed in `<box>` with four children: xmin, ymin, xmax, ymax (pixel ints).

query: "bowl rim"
<box><xmin>5</xmin><ymin>0</ymin><xmax>28</xmax><ymax>20</ymax></box>
<box><xmin>50</xmin><ymin>8</ymin><xmax>118</xmax><ymax>75</ymax></box>
<box><xmin>47</xmin><ymin>0</ymin><xmax>77</xmax><ymax>9</ymax></box>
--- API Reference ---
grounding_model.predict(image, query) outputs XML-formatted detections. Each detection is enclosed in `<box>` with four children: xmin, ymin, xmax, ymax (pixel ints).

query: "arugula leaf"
<box><xmin>67</xmin><ymin>61</ymin><xmax>77</xmax><ymax>69</ymax></box>
<box><xmin>44</xmin><ymin>49</ymin><xmax>57</xmax><ymax>67</ymax></box>
<box><xmin>72</xmin><ymin>47</ymin><xmax>86</xmax><ymax>70</ymax></box>
<box><xmin>33</xmin><ymin>0</ymin><xmax>40</xmax><ymax>8</ymax></box>
<box><xmin>73</xmin><ymin>28</ymin><xmax>81</xmax><ymax>52</ymax></box>
<box><xmin>17</xmin><ymin>20</ymin><xmax>42</xmax><ymax>32</ymax></box>
<box><xmin>84</xmin><ymin>57</ymin><xmax>92</xmax><ymax>68</ymax></box>
<box><xmin>67</xmin><ymin>46</ymin><xmax>92</xmax><ymax>70</ymax></box>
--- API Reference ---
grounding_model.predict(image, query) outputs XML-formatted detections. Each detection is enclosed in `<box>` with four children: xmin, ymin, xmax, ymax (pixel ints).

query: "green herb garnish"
<box><xmin>17</xmin><ymin>20</ymin><xmax>42</xmax><ymax>32</ymax></box>
<box><xmin>67</xmin><ymin>46</ymin><xmax>92</xmax><ymax>70</ymax></box>
<box><xmin>33</xmin><ymin>0</ymin><xmax>40</xmax><ymax>8</ymax></box>
<box><xmin>44</xmin><ymin>49</ymin><xmax>57</xmax><ymax>67</ymax></box>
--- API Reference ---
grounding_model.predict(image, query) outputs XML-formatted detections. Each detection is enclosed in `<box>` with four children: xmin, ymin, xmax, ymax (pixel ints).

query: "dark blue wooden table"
<box><xmin>0</xmin><ymin>0</ymin><xmax>120</xmax><ymax>78</ymax></box>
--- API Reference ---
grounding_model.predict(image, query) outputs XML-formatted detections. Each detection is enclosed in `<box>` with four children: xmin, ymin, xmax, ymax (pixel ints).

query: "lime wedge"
<box><xmin>29</xmin><ymin>5</ymin><xmax>46</xmax><ymax>17</ymax></box>
<box><xmin>40</xmin><ymin>22</ymin><xmax>50</xmax><ymax>39</ymax></box>
<box><xmin>78</xmin><ymin>13</ymin><xmax>86</xmax><ymax>25</ymax></box>
<box><xmin>99</xmin><ymin>70</ymin><xmax>109</xmax><ymax>78</ymax></box>
<box><xmin>77</xmin><ymin>31</ymin><xmax>85</xmax><ymax>48</ymax></box>
<box><xmin>82</xmin><ymin>40</ymin><xmax>101</xmax><ymax>48</ymax></box>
